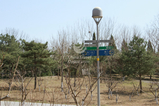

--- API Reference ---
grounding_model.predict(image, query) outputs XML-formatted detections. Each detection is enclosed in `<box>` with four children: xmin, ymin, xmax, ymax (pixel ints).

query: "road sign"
<box><xmin>81</xmin><ymin>50</ymin><xmax>114</xmax><ymax>56</ymax></box>
<box><xmin>85</xmin><ymin>40</ymin><xmax>97</xmax><ymax>43</ymax></box>
<box><xmin>83</xmin><ymin>46</ymin><xmax>114</xmax><ymax>50</ymax></box>
<box><xmin>99</xmin><ymin>50</ymin><xmax>114</xmax><ymax>56</ymax></box>
<box><xmin>85</xmin><ymin>44</ymin><xmax>96</xmax><ymax>47</ymax></box>
<box><xmin>82</xmin><ymin>50</ymin><xmax>96</xmax><ymax>56</ymax></box>
<box><xmin>85</xmin><ymin>40</ymin><xmax>112</xmax><ymax>43</ymax></box>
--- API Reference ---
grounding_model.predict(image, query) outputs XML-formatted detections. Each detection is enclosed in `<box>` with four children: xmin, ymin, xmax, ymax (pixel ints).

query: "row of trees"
<box><xmin>1</xmin><ymin>32</ymin><xmax>159</xmax><ymax>93</ymax></box>
<box><xmin>0</xmin><ymin>33</ymin><xmax>54</xmax><ymax>89</ymax></box>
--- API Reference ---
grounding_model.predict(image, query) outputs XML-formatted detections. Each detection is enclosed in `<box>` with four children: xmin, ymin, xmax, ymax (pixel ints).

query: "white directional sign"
<box><xmin>85</xmin><ymin>40</ymin><xmax>112</xmax><ymax>44</ymax></box>
<box><xmin>85</xmin><ymin>44</ymin><xmax>97</xmax><ymax>47</ymax></box>
<box><xmin>85</xmin><ymin>40</ymin><xmax>97</xmax><ymax>43</ymax></box>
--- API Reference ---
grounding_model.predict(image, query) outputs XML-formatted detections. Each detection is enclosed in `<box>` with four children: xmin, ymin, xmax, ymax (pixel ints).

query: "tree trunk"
<box><xmin>58</xmin><ymin>67</ymin><xmax>59</xmax><ymax>79</ymax></box>
<box><xmin>74</xmin><ymin>76</ymin><xmax>76</xmax><ymax>87</ymax></box>
<box><xmin>139</xmin><ymin>74</ymin><xmax>142</xmax><ymax>93</ymax></box>
<box><xmin>61</xmin><ymin>56</ymin><xmax>63</xmax><ymax>92</ymax></box>
<box><xmin>34</xmin><ymin>69</ymin><xmax>37</xmax><ymax>89</ymax></box>
<box><xmin>150</xmin><ymin>75</ymin><xmax>152</xmax><ymax>80</ymax></box>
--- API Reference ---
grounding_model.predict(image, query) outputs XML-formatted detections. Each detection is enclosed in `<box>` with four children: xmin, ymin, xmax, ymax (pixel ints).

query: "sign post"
<box><xmin>84</xmin><ymin>39</ymin><xmax>113</xmax><ymax>106</ymax></box>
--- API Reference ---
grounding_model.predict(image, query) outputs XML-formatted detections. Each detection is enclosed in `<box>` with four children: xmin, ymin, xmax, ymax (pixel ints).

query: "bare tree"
<box><xmin>100</xmin><ymin>18</ymin><xmax>116</xmax><ymax>42</ymax></box>
<box><xmin>65</xmin><ymin>70</ymin><xmax>99</xmax><ymax>106</ymax></box>
<box><xmin>149</xmin><ymin>81</ymin><xmax>159</xmax><ymax>104</ymax></box>
<box><xmin>14</xmin><ymin>69</ymin><xmax>33</xmax><ymax>106</ymax></box>
<box><xmin>1</xmin><ymin>28</ymin><xmax>30</xmax><ymax>42</ymax></box>
<box><xmin>105</xmin><ymin>76</ymin><xmax>122</xmax><ymax>99</ymax></box>
<box><xmin>0</xmin><ymin>56</ymin><xmax>20</xmax><ymax>101</ymax></box>
<box><xmin>60</xmin><ymin>53</ymin><xmax>99</xmax><ymax>106</ymax></box>
<box><xmin>146</xmin><ymin>14</ymin><xmax>159</xmax><ymax>53</ymax></box>
<box><xmin>57</xmin><ymin>30</ymin><xmax>69</xmax><ymax>92</ymax></box>
<box><xmin>117</xmin><ymin>25</ymin><xmax>132</xmax><ymax>51</ymax></box>
<box><xmin>38</xmin><ymin>78</ymin><xmax>43</xmax><ymax>91</ymax></box>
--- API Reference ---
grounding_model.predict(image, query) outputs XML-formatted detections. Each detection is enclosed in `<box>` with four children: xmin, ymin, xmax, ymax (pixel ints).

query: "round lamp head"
<box><xmin>92</xmin><ymin>7</ymin><xmax>103</xmax><ymax>18</ymax></box>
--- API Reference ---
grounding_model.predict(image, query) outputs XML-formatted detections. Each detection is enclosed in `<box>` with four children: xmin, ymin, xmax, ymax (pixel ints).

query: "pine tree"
<box><xmin>147</xmin><ymin>40</ymin><xmax>153</xmax><ymax>52</ymax></box>
<box><xmin>121</xmin><ymin>35</ymin><xmax>156</xmax><ymax>93</ymax></box>
<box><xmin>0</xmin><ymin>33</ymin><xmax>22</xmax><ymax>78</ymax></box>
<box><xmin>147</xmin><ymin>40</ymin><xmax>154</xmax><ymax>79</ymax></box>
<box><xmin>92</xmin><ymin>32</ymin><xmax>96</xmax><ymax>45</ymax></box>
<box><xmin>93</xmin><ymin>32</ymin><xmax>96</xmax><ymax>40</ymax></box>
<box><xmin>108</xmin><ymin>35</ymin><xmax>117</xmax><ymax>50</ymax></box>
<box><xmin>21</xmin><ymin>40</ymin><xmax>52</xmax><ymax>89</ymax></box>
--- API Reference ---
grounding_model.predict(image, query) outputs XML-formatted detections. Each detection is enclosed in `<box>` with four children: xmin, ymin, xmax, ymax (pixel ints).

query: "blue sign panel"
<box><xmin>82</xmin><ymin>50</ymin><xmax>96</xmax><ymax>56</ymax></box>
<box><xmin>82</xmin><ymin>50</ymin><xmax>114</xmax><ymax>56</ymax></box>
<box><xmin>99</xmin><ymin>50</ymin><xmax>114</xmax><ymax>56</ymax></box>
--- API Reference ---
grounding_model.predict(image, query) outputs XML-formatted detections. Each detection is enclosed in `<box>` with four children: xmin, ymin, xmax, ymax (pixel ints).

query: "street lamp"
<box><xmin>92</xmin><ymin>7</ymin><xmax>102</xmax><ymax>106</ymax></box>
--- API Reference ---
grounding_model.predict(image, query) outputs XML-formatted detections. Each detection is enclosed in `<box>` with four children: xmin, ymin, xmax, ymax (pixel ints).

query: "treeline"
<box><xmin>0</xmin><ymin>30</ymin><xmax>159</xmax><ymax>92</ymax></box>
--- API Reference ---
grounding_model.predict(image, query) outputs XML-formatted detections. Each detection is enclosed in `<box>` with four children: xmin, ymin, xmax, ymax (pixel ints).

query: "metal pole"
<box><xmin>96</xmin><ymin>22</ymin><xmax>100</xmax><ymax>106</ymax></box>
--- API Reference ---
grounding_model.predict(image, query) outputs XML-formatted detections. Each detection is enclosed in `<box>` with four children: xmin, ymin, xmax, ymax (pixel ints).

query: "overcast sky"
<box><xmin>1</xmin><ymin>0</ymin><xmax>159</xmax><ymax>45</ymax></box>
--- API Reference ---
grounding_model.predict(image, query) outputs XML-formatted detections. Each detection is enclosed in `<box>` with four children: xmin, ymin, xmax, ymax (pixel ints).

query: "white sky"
<box><xmin>0</xmin><ymin>0</ymin><xmax>159</xmax><ymax>46</ymax></box>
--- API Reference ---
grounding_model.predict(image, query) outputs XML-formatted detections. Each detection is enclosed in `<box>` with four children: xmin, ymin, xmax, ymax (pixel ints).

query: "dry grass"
<box><xmin>0</xmin><ymin>76</ymin><xmax>159</xmax><ymax>106</ymax></box>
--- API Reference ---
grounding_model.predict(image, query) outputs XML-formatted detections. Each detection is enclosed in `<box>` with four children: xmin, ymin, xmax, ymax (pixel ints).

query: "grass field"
<box><xmin>0</xmin><ymin>75</ymin><xmax>159</xmax><ymax>106</ymax></box>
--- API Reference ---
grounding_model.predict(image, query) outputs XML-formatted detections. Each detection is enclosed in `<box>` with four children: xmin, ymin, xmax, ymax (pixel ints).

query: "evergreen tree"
<box><xmin>92</xmin><ymin>32</ymin><xmax>96</xmax><ymax>40</ymax></box>
<box><xmin>147</xmin><ymin>40</ymin><xmax>153</xmax><ymax>52</ymax></box>
<box><xmin>21</xmin><ymin>40</ymin><xmax>53</xmax><ymax>89</ymax></box>
<box><xmin>121</xmin><ymin>35</ymin><xmax>156</xmax><ymax>93</ymax></box>
<box><xmin>92</xmin><ymin>32</ymin><xmax>96</xmax><ymax>45</ymax></box>
<box><xmin>0</xmin><ymin>33</ymin><xmax>22</xmax><ymax>78</ymax></box>
<box><xmin>108</xmin><ymin>35</ymin><xmax>117</xmax><ymax>50</ymax></box>
<box><xmin>147</xmin><ymin>40</ymin><xmax>154</xmax><ymax>79</ymax></box>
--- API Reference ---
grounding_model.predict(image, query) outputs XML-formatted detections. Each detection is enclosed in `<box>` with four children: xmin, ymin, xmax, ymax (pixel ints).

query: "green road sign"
<box><xmin>83</xmin><ymin>46</ymin><xmax>114</xmax><ymax>50</ymax></box>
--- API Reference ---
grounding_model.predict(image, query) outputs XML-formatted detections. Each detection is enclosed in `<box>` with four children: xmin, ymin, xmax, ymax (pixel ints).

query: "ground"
<box><xmin>0</xmin><ymin>75</ymin><xmax>159</xmax><ymax>106</ymax></box>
